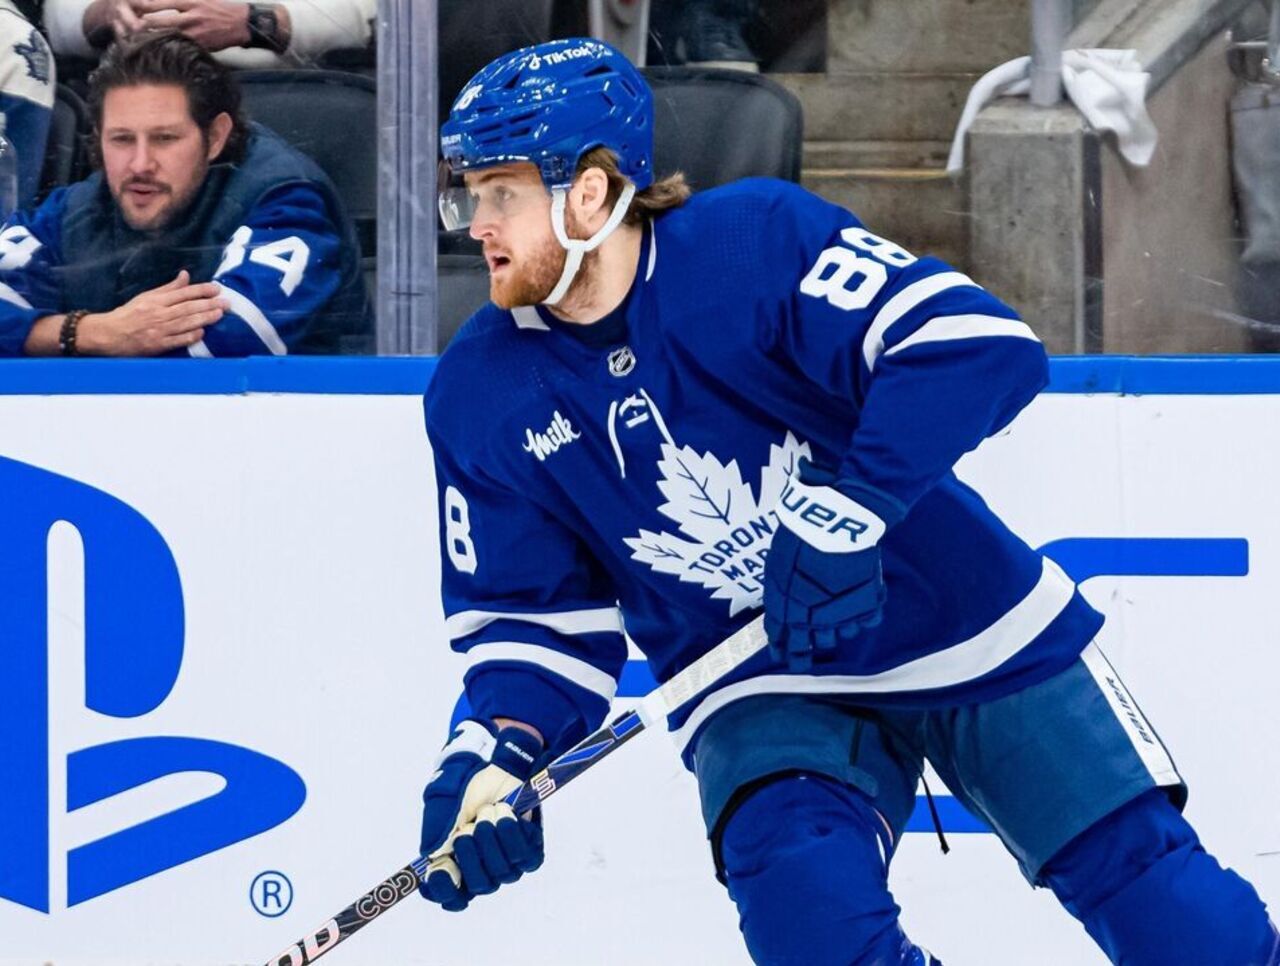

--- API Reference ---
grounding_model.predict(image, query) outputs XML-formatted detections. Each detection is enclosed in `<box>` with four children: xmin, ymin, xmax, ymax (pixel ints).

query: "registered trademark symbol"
<box><xmin>250</xmin><ymin>870</ymin><xmax>293</xmax><ymax>917</ymax></box>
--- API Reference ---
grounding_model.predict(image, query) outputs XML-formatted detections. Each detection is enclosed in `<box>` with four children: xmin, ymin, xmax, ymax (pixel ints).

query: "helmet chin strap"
<box><xmin>542</xmin><ymin>182</ymin><xmax>637</xmax><ymax>306</ymax></box>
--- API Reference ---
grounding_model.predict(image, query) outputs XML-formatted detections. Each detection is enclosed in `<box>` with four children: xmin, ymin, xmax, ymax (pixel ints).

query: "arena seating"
<box><xmin>646</xmin><ymin>67</ymin><xmax>802</xmax><ymax>189</ymax></box>
<box><xmin>234</xmin><ymin>70</ymin><xmax>378</xmax><ymax>264</ymax></box>
<box><xmin>38</xmin><ymin>84</ymin><xmax>90</xmax><ymax>201</ymax></box>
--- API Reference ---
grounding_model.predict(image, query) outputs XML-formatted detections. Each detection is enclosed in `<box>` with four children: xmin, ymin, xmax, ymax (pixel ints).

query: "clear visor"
<box><xmin>437</xmin><ymin>160</ymin><xmax>552</xmax><ymax>231</ymax></box>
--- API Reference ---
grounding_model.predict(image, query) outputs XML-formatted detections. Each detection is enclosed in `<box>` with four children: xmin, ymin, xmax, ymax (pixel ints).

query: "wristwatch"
<box><xmin>245</xmin><ymin>3</ymin><xmax>287</xmax><ymax>53</ymax></box>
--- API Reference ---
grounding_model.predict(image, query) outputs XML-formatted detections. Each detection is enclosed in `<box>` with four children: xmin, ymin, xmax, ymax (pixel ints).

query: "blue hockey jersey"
<box><xmin>425</xmin><ymin>178</ymin><xmax>1103</xmax><ymax>761</ymax></box>
<box><xmin>0</xmin><ymin>124</ymin><xmax>370</xmax><ymax>356</ymax></box>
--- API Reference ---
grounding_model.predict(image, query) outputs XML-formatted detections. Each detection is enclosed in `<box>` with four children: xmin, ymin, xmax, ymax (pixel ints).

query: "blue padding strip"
<box><xmin>1045</xmin><ymin>355</ymin><xmax>1280</xmax><ymax>395</ymax></box>
<box><xmin>0</xmin><ymin>355</ymin><xmax>1278</xmax><ymax>396</ymax></box>
<box><xmin>0</xmin><ymin>357</ymin><xmax>437</xmax><ymax>395</ymax></box>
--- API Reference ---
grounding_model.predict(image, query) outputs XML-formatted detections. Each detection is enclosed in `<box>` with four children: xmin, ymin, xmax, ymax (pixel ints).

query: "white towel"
<box><xmin>947</xmin><ymin>49</ymin><xmax>1159</xmax><ymax>173</ymax></box>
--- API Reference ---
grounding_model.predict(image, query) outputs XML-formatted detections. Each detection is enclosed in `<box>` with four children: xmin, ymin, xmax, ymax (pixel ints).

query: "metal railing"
<box><xmin>1030</xmin><ymin>0</ymin><xmax>1073</xmax><ymax>105</ymax></box>
<box><xmin>376</xmin><ymin>0</ymin><xmax>438</xmax><ymax>355</ymax></box>
<box><xmin>1269</xmin><ymin>0</ymin><xmax>1280</xmax><ymax>78</ymax></box>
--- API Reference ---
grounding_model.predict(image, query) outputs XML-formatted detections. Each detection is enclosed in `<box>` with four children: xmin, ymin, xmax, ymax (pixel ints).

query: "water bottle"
<box><xmin>0</xmin><ymin>114</ymin><xmax>19</xmax><ymax>225</ymax></box>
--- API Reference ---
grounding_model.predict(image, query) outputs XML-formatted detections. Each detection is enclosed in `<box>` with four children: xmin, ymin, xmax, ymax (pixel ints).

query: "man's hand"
<box><xmin>419</xmin><ymin>719</ymin><xmax>545</xmax><ymax>912</ymax></box>
<box><xmin>82</xmin><ymin>0</ymin><xmax>147</xmax><ymax>45</ymax></box>
<box><xmin>762</xmin><ymin>458</ymin><xmax>906</xmax><ymax>671</ymax></box>
<box><xmin>137</xmin><ymin>0</ymin><xmax>276</xmax><ymax>52</ymax></box>
<box><xmin>78</xmin><ymin>270</ymin><xmax>227</xmax><ymax>356</ymax></box>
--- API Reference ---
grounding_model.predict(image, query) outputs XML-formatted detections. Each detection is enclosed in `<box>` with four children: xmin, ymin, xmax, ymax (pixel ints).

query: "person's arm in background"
<box><xmin>0</xmin><ymin>188</ymin><xmax>228</xmax><ymax>357</ymax></box>
<box><xmin>0</xmin><ymin>8</ymin><xmax>55</xmax><ymax>208</ymax></box>
<box><xmin>0</xmin><ymin>191</ymin><xmax>70</xmax><ymax>355</ymax></box>
<box><xmin>134</xmin><ymin>0</ymin><xmax>269</xmax><ymax>53</ymax></box>
<box><xmin>194</xmin><ymin>181</ymin><xmax>348</xmax><ymax>356</ymax></box>
<box><xmin>134</xmin><ymin>0</ymin><xmax>373</xmax><ymax>62</ymax></box>
<box><xmin>45</xmin><ymin>0</ymin><xmax>142</xmax><ymax>55</ymax></box>
<box><xmin>275</xmin><ymin>0</ymin><xmax>372</xmax><ymax>63</ymax></box>
<box><xmin>22</xmin><ymin>270</ymin><xmax>224</xmax><ymax>356</ymax></box>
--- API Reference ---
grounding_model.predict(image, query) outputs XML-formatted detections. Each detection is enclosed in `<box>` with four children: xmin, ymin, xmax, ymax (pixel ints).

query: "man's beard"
<box><xmin>490</xmin><ymin>235</ymin><xmax>565</xmax><ymax>309</ymax></box>
<box><xmin>112</xmin><ymin>170</ymin><xmax>203</xmax><ymax>233</ymax></box>
<box><xmin>490</xmin><ymin>211</ymin><xmax>598</xmax><ymax>310</ymax></box>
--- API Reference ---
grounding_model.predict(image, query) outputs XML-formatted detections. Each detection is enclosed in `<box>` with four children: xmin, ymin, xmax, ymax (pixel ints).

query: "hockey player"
<box><xmin>418</xmin><ymin>38</ymin><xmax>1279</xmax><ymax>965</ymax></box>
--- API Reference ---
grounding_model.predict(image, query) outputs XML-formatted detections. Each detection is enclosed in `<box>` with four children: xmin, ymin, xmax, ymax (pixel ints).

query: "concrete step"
<box><xmin>774</xmin><ymin>72</ymin><xmax>978</xmax><ymax>143</ymax></box>
<box><xmin>803</xmin><ymin>139</ymin><xmax>954</xmax><ymax>170</ymax></box>
<box><xmin>826</xmin><ymin>0</ymin><xmax>1031</xmax><ymax>73</ymax></box>
<box><xmin>801</xmin><ymin>161</ymin><xmax>970</xmax><ymax>274</ymax></box>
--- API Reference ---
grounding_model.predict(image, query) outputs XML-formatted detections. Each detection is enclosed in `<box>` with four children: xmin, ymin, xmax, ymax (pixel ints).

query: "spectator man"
<box><xmin>44</xmin><ymin>0</ymin><xmax>375</xmax><ymax>68</ymax></box>
<box><xmin>0</xmin><ymin>30</ymin><xmax>370</xmax><ymax>356</ymax></box>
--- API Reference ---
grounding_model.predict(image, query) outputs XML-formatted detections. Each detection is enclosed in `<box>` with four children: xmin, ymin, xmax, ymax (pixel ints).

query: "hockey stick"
<box><xmin>261</xmin><ymin>615</ymin><xmax>768</xmax><ymax>966</ymax></box>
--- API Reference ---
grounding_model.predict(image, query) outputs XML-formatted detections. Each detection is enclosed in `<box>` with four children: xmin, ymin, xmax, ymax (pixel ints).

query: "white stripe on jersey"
<box><xmin>884</xmin><ymin>313</ymin><xmax>1039</xmax><ymax>358</ymax></box>
<box><xmin>861</xmin><ymin>272</ymin><xmax>978</xmax><ymax>372</ymax></box>
<box><xmin>672</xmin><ymin>556</ymin><xmax>1076</xmax><ymax>753</ymax></box>
<box><xmin>0</xmin><ymin>280</ymin><xmax>31</xmax><ymax>309</ymax></box>
<box><xmin>465</xmin><ymin>641</ymin><xmax>619</xmax><ymax>703</ymax></box>
<box><xmin>215</xmin><ymin>282</ymin><xmax>288</xmax><ymax>355</ymax></box>
<box><xmin>446</xmin><ymin>606</ymin><xmax>623</xmax><ymax>641</ymax></box>
<box><xmin>187</xmin><ymin>340</ymin><xmax>213</xmax><ymax>358</ymax></box>
<box><xmin>1079</xmin><ymin>641</ymin><xmax>1181</xmax><ymax>787</ymax></box>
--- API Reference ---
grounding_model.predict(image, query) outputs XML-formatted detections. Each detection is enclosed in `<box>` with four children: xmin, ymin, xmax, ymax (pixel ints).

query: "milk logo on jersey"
<box><xmin>0</xmin><ymin>455</ymin><xmax>305</xmax><ymax>914</ymax></box>
<box><xmin>625</xmin><ymin>433</ymin><xmax>811</xmax><ymax>615</ymax></box>
<box><xmin>523</xmin><ymin>410</ymin><xmax>581</xmax><ymax>461</ymax></box>
<box><xmin>608</xmin><ymin>346</ymin><xmax>636</xmax><ymax>377</ymax></box>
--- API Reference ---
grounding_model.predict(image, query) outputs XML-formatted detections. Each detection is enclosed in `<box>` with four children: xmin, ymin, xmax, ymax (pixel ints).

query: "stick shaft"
<box><xmin>262</xmin><ymin>616</ymin><xmax>766</xmax><ymax>965</ymax></box>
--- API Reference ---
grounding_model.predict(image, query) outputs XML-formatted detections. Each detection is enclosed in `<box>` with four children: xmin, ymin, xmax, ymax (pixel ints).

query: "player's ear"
<box><xmin>570</xmin><ymin>166</ymin><xmax>610</xmax><ymax>227</ymax></box>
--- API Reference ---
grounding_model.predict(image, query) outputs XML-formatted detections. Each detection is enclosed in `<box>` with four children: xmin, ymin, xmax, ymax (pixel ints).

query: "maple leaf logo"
<box><xmin>625</xmin><ymin>433</ymin><xmax>810</xmax><ymax>615</ymax></box>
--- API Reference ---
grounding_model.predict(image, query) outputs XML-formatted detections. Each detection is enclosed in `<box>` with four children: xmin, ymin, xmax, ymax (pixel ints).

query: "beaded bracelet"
<box><xmin>59</xmin><ymin>309</ymin><xmax>88</xmax><ymax>357</ymax></box>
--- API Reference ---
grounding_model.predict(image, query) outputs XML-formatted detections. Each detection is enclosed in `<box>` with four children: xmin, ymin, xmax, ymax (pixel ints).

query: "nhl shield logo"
<box><xmin>608</xmin><ymin>346</ymin><xmax>636</xmax><ymax>377</ymax></box>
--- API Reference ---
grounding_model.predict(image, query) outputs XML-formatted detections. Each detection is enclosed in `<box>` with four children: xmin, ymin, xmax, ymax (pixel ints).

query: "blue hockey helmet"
<box><xmin>439</xmin><ymin>38</ymin><xmax>654</xmax><ymax>197</ymax></box>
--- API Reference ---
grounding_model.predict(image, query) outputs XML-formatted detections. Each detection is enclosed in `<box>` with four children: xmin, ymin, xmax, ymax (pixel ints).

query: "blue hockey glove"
<box><xmin>763</xmin><ymin>458</ymin><xmax>906</xmax><ymax>672</ymax></box>
<box><xmin>419</xmin><ymin>719</ymin><xmax>545</xmax><ymax>912</ymax></box>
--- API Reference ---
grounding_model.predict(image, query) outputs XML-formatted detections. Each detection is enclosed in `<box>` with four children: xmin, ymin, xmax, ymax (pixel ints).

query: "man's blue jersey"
<box><xmin>0</xmin><ymin>125</ymin><xmax>370</xmax><ymax>356</ymax></box>
<box><xmin>425</xmin><ymin>178</ymin><xmax>1103</xmax><ymax>761</ymax></box>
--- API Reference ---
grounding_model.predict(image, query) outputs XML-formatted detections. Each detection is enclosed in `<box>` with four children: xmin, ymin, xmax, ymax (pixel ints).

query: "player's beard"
<box><xmin>490</xmin><ymin>210</ymin><xmax>599</xmax><ymax>310</ymax></box>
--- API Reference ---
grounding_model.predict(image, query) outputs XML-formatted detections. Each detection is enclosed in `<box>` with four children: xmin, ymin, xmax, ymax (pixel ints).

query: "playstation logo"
<box><xmin>0</xmin><ymin>455</ymin><xmax>305</xmax><ymax>912</ymax></box>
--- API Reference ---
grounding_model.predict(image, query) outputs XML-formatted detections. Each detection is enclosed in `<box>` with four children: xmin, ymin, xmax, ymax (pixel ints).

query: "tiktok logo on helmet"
<box><xmin>0</xmin><ymin>456</ymin><xmax>305</xmax><ymax>913</ymax></box>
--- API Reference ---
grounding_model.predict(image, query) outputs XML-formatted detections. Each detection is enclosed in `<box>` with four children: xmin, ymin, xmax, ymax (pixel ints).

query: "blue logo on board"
<box><xmin>0</xmin><ymin>456</ymin><xmax>305</xmax><ymax>912</ymax></box>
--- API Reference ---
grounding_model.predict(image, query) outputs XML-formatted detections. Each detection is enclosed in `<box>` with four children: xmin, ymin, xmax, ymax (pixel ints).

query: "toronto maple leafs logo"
<box><xmin>13</xmin><ymin>29</ymin><xmax>50</xmax><ymax>86</ymax></box>
<box><xmin>624</xmin><ymin>433</ymin><xmax>811</xmax><ymax>616</ymax></box>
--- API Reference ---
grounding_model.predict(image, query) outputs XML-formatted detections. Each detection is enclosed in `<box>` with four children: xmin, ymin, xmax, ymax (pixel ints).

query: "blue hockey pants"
<box><xmin>719</xmin><ymin>774</ymin><xmax>937</xmax><ymax>966</ymax></box>
<box><xmin>1040</xmin><ymin>787</ymin><xmax>1280</xmax><ymax>965</ymax></box>
<box><xmin>719</xmin><ymin>777</ymin><xmax>1277</xmax><ymax>965</ymax></box>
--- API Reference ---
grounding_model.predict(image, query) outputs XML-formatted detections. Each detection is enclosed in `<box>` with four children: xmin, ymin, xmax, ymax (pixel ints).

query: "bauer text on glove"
<box><xmin>763</xmin><ymin>458</ymin><xmax>906</xmax><ymax>672</ymax></box>
<box><xmin>418</xmin><ymin>718</ymin><xmax>545</xmax><ymax>911</ymax></box>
